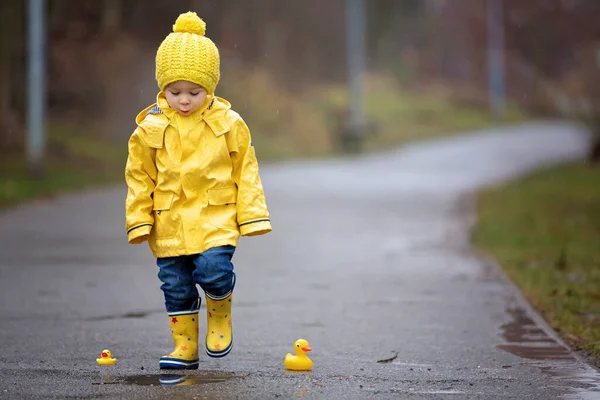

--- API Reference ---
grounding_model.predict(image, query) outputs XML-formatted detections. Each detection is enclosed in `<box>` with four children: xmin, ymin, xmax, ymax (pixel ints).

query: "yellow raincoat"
<box><xmin>125</xmin><ymin>93</ymin><xmax>272</xmax><ymax>258</ymax></box>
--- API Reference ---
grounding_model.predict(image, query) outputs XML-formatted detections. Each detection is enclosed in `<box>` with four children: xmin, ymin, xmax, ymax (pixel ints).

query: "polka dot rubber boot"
<box><xmin>159</xmin><ymin>310</ymin><xmax>200</xmax><ymax>369</ymax></box>
<box><xmin>205</xmin><ymin>292</ymin><xmax>233</xmax><ymax>358</ymax></box>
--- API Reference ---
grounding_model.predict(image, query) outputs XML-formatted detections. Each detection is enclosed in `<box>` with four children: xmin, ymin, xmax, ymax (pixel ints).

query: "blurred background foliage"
<box><xmin>0</xmin><ymin>0</ymin><xmax>599</xmax><ymax>206</ymax></box>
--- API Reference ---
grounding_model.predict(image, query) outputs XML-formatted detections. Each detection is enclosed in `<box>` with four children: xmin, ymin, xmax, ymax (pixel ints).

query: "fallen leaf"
<box><xmin>377</xmin><ymin>351</ymin><xmax>398</xmax><ymax>363</ymax></box>
<box><xmin>566</xmin><ymin>333</ymin><xmax>583</xmax><ymax>342</ymax></box>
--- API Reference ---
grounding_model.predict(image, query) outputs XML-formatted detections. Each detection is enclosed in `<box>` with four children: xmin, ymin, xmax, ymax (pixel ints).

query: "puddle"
<box><xmin>94</xmin><ymin>371</ymin><xmax>237</xmax><ymax>387</ymax></box>
<box><xmin>497</xmin><ymin>307</ymin><xmax>600</xmax><ymax>399</ymax></box>
<box><xmin>497</xmin><ymin>308</ymin><xmax>572</xmax><ymax>360</ymax></box>
<box><xmin>540</xmin><ymin>365</ymin><xmax>600</xmax><ymax>400</ymax></box>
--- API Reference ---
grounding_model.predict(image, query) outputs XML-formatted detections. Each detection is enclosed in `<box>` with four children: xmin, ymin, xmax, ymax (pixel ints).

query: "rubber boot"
<box><xmin>159</xmin><ymin>309</ymin><xmax>200</xmax><ymax>369</ymax></box>
<box><xmin>205</xmin><ymin>291</ymin><xmax>233</xmax><ymax>357</ymax></box>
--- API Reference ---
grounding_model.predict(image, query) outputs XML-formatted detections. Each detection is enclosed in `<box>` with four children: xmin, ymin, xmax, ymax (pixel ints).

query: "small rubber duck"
<box><xmin>284</xmin><ymin>339</ymin><xmax>313</xmax><ymax>371</ymax></box>
<box><xmin>96</xmin><ymin>349</ymin><xmax>117</xmax><ymax>366</ymax></box>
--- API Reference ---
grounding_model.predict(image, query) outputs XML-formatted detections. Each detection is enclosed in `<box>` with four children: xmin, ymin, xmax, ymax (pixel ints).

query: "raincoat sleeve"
<box><xmin>124</xmin><ymin>128</ymin><xmax>157</xmax><ymax>244</ymax></box>
<box><xmin>228</xmin><ymin>118</ymin><xmax>272</xmax><ymax>236</ymax></box>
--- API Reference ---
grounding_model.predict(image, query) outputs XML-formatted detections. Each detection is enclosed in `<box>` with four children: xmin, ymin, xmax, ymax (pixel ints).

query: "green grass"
<box><xmin>0</xmin><ymin>123</ymin><xmax>126</xmax><ymax>209</ymax></box>
<box><xmin>48</xmin><ymin>122</ymin><xmax>127</xmax><ymax>166</ymax></box>
<box><xmin>472</xmin><ymin>162</ymin><xmax>600</xmax><ymax>364</ymax></box>
<box><xmin>314</xmin><ymin>75</ymin><xmax>527</xmax><ymax>152</ymax></box>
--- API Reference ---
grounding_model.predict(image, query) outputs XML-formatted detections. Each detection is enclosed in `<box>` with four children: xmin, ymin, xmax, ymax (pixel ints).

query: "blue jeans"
<box><xmin>157</xmin><ymin>245</ymin><xmax>236</xmax><ymax>313</ymax></box>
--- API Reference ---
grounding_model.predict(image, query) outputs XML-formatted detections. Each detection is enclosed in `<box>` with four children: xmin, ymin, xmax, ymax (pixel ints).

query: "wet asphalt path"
<box><xmin>1</xmin><ymin>122</ymin><xmax>599</xmax><ymax>399</ymax></box>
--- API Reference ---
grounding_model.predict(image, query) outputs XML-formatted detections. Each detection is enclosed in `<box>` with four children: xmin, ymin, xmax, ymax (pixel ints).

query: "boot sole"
<box><xmin>206</xmin><ymin>339</ymin><xmax>232</xmax><ymax>358</ymax></box>
<box><xmin>159</xmin><ymin>357</ymin><xmax>200</xmax><ymax>369</ymax></box>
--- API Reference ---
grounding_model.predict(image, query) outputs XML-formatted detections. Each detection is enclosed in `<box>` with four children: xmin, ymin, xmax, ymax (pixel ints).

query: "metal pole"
<box><xmin>487</xmin><ymin>0</ymin><xmax>506</xmax><ymax>117</ymax></box>
<box><xmin>27</xmin><ymin>0</ymin><xmax>46</xmax><ymax>178</ymax></box>
<box><xmin>346</xmin><ymin>0</ymin><xmax>366</xmax><ymax>138</ymax></box>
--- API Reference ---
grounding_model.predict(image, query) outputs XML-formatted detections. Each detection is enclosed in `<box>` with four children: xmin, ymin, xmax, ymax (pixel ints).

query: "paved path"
<box><xmin>1</xmin><ymin>122</ymin><xmax>598</xmax><ymax>399</ymax></box>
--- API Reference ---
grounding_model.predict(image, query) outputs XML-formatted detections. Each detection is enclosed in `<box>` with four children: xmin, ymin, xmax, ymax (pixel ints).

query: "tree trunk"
<box><xmin>50</xmin><ymin>0</ymin><xmax>68</xmax><ymax>32</ymax></box>
<box><xmin>0</xmin><ymin>59</ymin><xmax>11</xmax><ymax>152</ymax></box>
<box><xmin>589</xmin><ymin>136</ymin><xmax>600</xmax><ymax>164</ymax></box>
<box><xmin>101</xmin><ymin>0</ymin><xmax>121</xmax><ymax>35</ymax></box>
<box><xmin>0</xmin><ymin>0</ymin><xmax>17</xmax><ymax>152</ymax></box>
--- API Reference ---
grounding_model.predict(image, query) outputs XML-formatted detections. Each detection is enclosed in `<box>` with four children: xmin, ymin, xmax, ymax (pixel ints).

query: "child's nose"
<box><xmin>180</xmin><ymin>97</ymin><xmax>190</xmax><ymax>105</ymax></box>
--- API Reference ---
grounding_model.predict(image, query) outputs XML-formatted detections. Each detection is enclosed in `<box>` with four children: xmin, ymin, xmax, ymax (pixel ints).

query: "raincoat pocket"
<box><xmin>152</xmin><ymin>192</ymin><xmax>178</xmax><ymax>239</ymax></box>
<box><xmin>207</xmin><ymin>186</ymin><xmax>238</xmax><ymax>229</ymax></box>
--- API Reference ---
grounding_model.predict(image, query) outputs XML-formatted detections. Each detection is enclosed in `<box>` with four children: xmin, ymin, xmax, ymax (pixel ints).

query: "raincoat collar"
<box><xmin>156</xmin><ymin>91</ymin><xmax>214</xmax><ymax>121</ymax></box>
<box><xmin>155</xmin><ymin>92</ymin><xmax>233</xmax><ymax>134</ymax></box>
<box><xmin>134</xmin><ymin>93</ymin><xmax>234</xmax><ymax>139</ymax></box>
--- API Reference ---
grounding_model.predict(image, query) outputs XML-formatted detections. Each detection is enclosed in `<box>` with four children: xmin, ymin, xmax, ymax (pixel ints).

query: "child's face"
<box><xmin>164</xmin><ymin>81</ymin><xmax>207</xmax><ymax>116</ymax></box>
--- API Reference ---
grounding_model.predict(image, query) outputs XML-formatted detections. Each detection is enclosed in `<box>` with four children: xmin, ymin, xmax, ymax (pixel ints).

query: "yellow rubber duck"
<box><xmin>96</xmin><ymin>349</ymin><xmax>117</xmax><ymax>366</ymax></box>
<box><xmin>284</xmin><ymin>339</ymin><xmax>313</xmax><ymax>371</ymax></box>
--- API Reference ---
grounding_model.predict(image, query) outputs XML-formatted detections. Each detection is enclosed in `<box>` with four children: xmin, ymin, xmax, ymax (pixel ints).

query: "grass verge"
<box><xmin>472</xmin><ymin>162</ymin><xmax>600</xmax><ymax>365</ymax></box>
<box><xmin>0</xmin><ymin>123</ymin><xmax>126</xmax><ymax>209</ymax></box>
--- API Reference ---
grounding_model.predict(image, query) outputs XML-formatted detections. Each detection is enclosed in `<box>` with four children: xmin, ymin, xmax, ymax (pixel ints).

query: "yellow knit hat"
<box><xmin>155</xmin><ymin>12</ymin><xmax>220</xmax><ymax>93</ymax></box>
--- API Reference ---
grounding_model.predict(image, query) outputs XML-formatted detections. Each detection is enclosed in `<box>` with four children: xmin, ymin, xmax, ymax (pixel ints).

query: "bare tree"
<box><xmin>557</xmin><ymin>45</ymin><xmax>600</xmax><ymax>162</ymax></box>
<box><xmin>0</xmin><ymin>0</ymin><xmax>24</xmax><ymax>153</ymax></box>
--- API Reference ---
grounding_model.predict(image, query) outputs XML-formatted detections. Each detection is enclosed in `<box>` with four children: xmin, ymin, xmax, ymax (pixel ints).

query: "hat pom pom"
<box><xmin>173</xmin><ymin>12</ymin><xmax>206</xmax><ymax>36</ymax></box>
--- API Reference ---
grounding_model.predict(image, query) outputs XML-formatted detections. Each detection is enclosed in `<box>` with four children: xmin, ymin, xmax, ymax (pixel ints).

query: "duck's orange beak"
<box><xmin>301</xmin><ymin>346</ymin><xmax>312</xmax><ymax>352</ymax></box>
<box><xmin>102</xmin><ymin>352</ymin><xmax>108</xmax><ymax>358</ymax></box>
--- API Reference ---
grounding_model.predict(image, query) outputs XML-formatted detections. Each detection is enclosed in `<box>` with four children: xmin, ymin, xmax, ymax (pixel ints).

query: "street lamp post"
<box><xmin>27</xmin><ymin>0</ymin><xmax>46</xmax><ymax>178</ymax></box>
<box><xmin>345</xmin><ymin>0</ymin><xmax>366</xmax><ymax>147</ymax></box>
<box><xmin>487</xmin><ymin>0</ymin><xmax>506</xmax><ymax>118</ymax></box>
